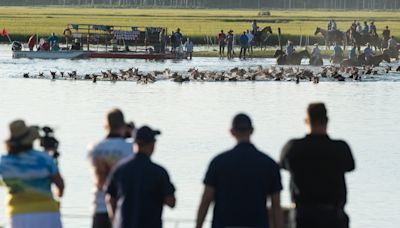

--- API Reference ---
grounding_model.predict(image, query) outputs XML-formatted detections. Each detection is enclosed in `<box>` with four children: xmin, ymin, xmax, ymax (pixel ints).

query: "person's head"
<box><xmin>391</xmin><ymin>36</ymin><xmax>395</xmax><ymax>39</ymax></box>
<box><xmin>51</xmin><ymin>32</ymin><xmax>55</xmax><ymax>36</ymax></box>
<box><xmin>177</xmin><ymin>28</ymin><xmax>181</xmax><ymax>32</ymax></box>
<box><xmin>105</xmin><ymin>108</ymin><xmax>126</xmax><ymax>136</ymax></box>
<box><xmin>221</xmin><ymin>30</ymin><xmax>224</xmax><ymax>33</ymax></box>
<box><xmin>134</xmin><ymin>126</ymin><xmax>161</xmax><ymax>156</ymax></box>
<box><xmin>5</xmin><ymin>120</ymin><xmax>40</xmax><ymax>154</ymax></box>
<box><xmin>253</xmin><ymin>20</ymin><xmax>257</xmax><ymax>23</ymax></box>
<box><xmin>305</xmin><ymin>103</ymin><xmax>328</xmax><ymax>134</ymax></box>
<box><xmin>243</xmin><ymin>31</ymin><xmax>246</xmax><ymax>35</ymax></box>
<box><xmin>371</xmin><ymin>21</ymin><xmax>374</xmax><ymax>25</ymax></box>
<box><xmin>230</xmin><ymin>113</ymin><xmax>254</xmax><ymax>143</ymax></box>
<box><xmin>314</xmin><ymin>43</ymin><xmax>318</xmax><ymax>48</ymax></box>
<box><xmin>364</xmin><ymin>21</ymin><xmax>367</xmax><ymax>25</ymax></box>
<box><xmin>367</xmin><ymin>43</ymin><xmax>371</xmax><ymax>48</ymax></box>
<box><xmin>386</xmin><ymin>25</ymin><xmax>389</xmax><ymax>29</ymax></box>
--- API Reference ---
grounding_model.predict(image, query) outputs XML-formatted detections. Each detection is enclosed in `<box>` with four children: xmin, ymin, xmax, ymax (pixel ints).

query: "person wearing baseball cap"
<box><xmin>0</xmin><ymin>120</ymin><xmax>64</xmax><ymax>228</ymax></box>
<box><xmin>196</xmin><ymin>114</ymin><xmax>283</xmax><ymax>228</ymax></box>
<box><xmin>106</xmin><ymin>125</ymin><xmax>176</xmax><ymax>228</ymax></box>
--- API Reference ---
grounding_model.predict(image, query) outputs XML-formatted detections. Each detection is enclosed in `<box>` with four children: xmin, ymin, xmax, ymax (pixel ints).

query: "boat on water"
<box><xmin>12</xmin><ymin>24</ymin><xmax>186</xmax><ymax>60</ymax></box>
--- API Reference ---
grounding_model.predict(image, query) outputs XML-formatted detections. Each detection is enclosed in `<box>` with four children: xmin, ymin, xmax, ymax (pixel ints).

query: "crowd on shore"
<box><xmin>0</xmin><ymin>103</ymin><xmax>355</xmax><ymax>228</ymax></box>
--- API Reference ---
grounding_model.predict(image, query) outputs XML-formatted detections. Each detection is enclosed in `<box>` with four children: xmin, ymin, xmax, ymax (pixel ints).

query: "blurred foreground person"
<box><xmin>196</xmin><ymin>114</ymin><xmax>283</xmax><ymax>228</ymax></box>
<box><xmin>0</xmin><ymin>120</ymin><xmax>64</xmax><ymax>228</ymax></box>
<box><xmin>280</xmin><ymin>103</ymin><xmax>355</xmax><ymax>228</ymax></box>
<box><xmin>88</xmin><ymin>108</ymin><xmax>134</xmax><ymax>228</ymax></box>
<box><xmin>106</xmin><ymin>126</ymin><xmax>176</xmax><ymax>228</ymax></box>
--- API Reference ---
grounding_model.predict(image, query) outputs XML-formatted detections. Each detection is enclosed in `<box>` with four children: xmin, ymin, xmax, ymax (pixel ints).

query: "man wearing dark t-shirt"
<box><xmin>106</xmin><ymin>126</ymin><xmax>176</xmax><ymax>228</ymax></box>
<box><xmin>196</xmin><ymin>114</ymin><xmax>283</xmax><ymax>228</ymax></box>
<box><xmin>280</xmin><ymin>103</ymin><xmax>355</xmax><ymax>228</ymax></box>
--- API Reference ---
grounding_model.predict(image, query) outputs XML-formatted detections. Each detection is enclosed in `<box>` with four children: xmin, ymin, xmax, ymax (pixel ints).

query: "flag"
<box><xmin>1</xmin><ymin>28</ymin><xmax>7</xmax><ymax>37</ymax></box>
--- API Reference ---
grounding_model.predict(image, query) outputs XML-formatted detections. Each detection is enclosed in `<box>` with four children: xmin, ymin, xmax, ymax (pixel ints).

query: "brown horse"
<box><xmin>348</xmin><ymin>28</ymin><xmax>381</xmax><ymax>51</ymax></box>
<box><xmin>274</xmin><ymin>49</ymin><xmax>311</xmax><ymax>65</ymax></box>
<box><xmin>253</xmin><ymin>26</ymin><xmax>273</xmax><ymax>50</ymax></box>
<box><xmin>314</xmin><ymin>27</ymin><xmax>347</xmax><ymax>49</ymax></box>
<box><xmin>341</xmin><ymin>53</ymin><xmax>390</xmax><ymax>67</ymax></box>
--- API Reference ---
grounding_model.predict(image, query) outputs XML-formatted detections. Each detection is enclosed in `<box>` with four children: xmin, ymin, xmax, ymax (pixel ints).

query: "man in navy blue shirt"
<box><xmin>280</xmin><ymin>103</ymin><xmax>355</xmax><ymax>228</ymax></box>
<box><xmin>196</xmin><ymin>114</ymin><xmax>283</xmax><ymax>228</ymax></box>
<box><xmin>106</xmin><ymin>126</ymin><xmax>176</xmax><ymax>228</ymax></box>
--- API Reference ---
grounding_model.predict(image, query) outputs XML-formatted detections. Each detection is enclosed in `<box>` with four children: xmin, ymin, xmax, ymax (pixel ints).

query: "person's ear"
<box><xmin>230</xmin><ymin>128</ymin><xmax>235</xmax><ymax>137</ymax></box>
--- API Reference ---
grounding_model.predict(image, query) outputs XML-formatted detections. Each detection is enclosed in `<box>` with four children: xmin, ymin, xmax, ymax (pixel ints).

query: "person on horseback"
<box><xmin>382</xmin><ymin>26</ymin><xmax>391</xmax><ymax>49</ymax></box>
<box><xmin>332</xmin><ymin>43</ymin><xmax>343</xmax><ymax>63</ymax></box>
<box><xmin>311</xmin><ymin>43</ymin><xmax>322</xmax><ymax>65</ymax></box>
<box><xmin>370</xmin><ymin>22</ymin><xmax>377</xmax><ymax>37</ymax></box>
<box><xmin>252</xmin><ymin>20</ymin><xmax>258</xmax><ymax>35</ymax></box>
<box><xmin>356</xmin><ymin>23</ymin><xmax>362</xmax><ymax>33</ymax></box>
<box><xmin>351</xmin><ymin>20</ymin><xmax>357</xmax><ymax>30</ymax></box>
<box><xmin>327</xmin><ymin>20</ymin><xmax>332</xmax><ymax>31</ymax></box>
<box><xmin>286</xmin><ymin>40</ymin><xmax>295</xmax><ymax>60</ymax></box>
<box><xmin>387</xmin><ymin>36</ymin><xmax>399</xmax><ymax>58</ymax></box>
<box><xmin>218</xmin><ymin>30</ymin><xmax>227</xmax><ymax>57</ymax></box>
<box><xmin>362</xmin><ymin>21</ymin><xmax>369</xmax><ymax>35</ymax></box>
<box><xmin>349</xmin><ymin>44</ymin><xmax>357</xmax><ymax>63</ymax></box>
<box><xmin>331</xmin><ymin>20</ymin><xmax>337</xmax><ymax>31</ymax></box>
<box><xmin>364</xmin><ymin>43</ymin><xmax>374</xmax><ymax>63</ymax></box>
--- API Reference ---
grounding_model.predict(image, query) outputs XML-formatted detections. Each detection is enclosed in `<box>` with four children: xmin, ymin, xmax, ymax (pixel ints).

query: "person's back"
<box><xmin>281</xmin><ymin>103</ymin><xmax>355</xmax><ymax>228</ymax></box>
<box><xmin>287</xmin><ymin>43</ymin><xmax>294</xmax><ymax>56</ymax></box>
<box><xmin>334</xmin><ymin>45</ymin><xmax>343</xmax><ymax>56</ymax></box>
<box><xmin>240</xmin><ymin>33</ymin><xmax>248</xmax><ymax>46</ymax></box>
<box><xmin>281</xmin><ymin>135</ymin><xmax>354</xmax><ymax>205</ymax></box>
<box><xmin>196</xmin><ymin>114</ymin><xmax>282</xmax><ymax>228</ymax></box>
<box><xmin>349</xmin><ymin>46</ymin><xmax>357</xmax><ymax>61</ymax></box>
<box><xmin>312</xmin><ymin>46</ymin><xmax>320</xmax><ymax>58</ymax></box>
<box><xmin>207</xmin><ymin>143</ymin><xmax>281</xmax><ymax>227</ymax></box>
<box><xmin>106</xmin><ymin>126</ymin><xmax>176</xmax><ymax>228</ymax></box>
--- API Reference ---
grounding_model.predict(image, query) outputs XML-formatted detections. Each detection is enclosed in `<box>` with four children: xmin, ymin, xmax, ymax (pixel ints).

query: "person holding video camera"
<box><xmin>88</xmin><ymin>108</ymin><xmax>135</xmax><ymax>228</ymax></box>
<box><xmin>0</xmin><ymin>120</ymin><xmax>65</xmax><ymax>228</ymax></box>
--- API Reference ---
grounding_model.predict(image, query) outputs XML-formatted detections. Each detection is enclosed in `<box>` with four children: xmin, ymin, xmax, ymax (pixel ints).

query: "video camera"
<box><xmin>38</xmin><ymin>126</ymin><xmax>60</xmax><ymax>163</ymax></box>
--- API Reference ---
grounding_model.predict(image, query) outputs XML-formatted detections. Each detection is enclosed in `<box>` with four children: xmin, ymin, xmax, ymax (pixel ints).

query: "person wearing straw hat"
<box><xmin>0</xmin><ymin>120</ymin><xmax>64</xmax><ymax>228</ymax></box>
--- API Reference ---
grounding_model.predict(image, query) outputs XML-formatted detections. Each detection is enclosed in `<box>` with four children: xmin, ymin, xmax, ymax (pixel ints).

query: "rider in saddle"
<box><xmin>364</xmin><ymin>43</ymin><xmax>374</xmax><ymax>63</ymax></box>
<box><xmin>332</xmin><ymin>43</ymin><xmax>343</xmax><ymax>61</ymax></box>
<box><xmin>356</xmin><ymin>23</ymin><xmax>363</xmax><ymax>33</ymax></box>
<box><xmin>286</xmin><ymin>40</ymin><xmax>295</xmax><ymax>60</ymax></box>
<box><xmin>362</xmin><ymin>21</ymin><xmax>369</xmax><ymax>35</ymax></box>
<box><xmin>331</xmin><ymin>20</ymin><xmax>337</xmax><ymax>31</ymax></box>
<box><xmin>388</xmin><ymin>36</ymin><xmax>399</xmax><ymax>57</ymax></box>
<box><xmin>351</xmin><ymin>20</ymin><xmax>357</xmax><ymax>30</ymax></box>
<box><xmin>252</xmin><ymin>20</ymin><xmax>258</xmax><ymax>35</ymax></box>
<box><xmin>311</xmin><ymin>43</ymin><xmax>321</xmax><ymax>64</ymax></box>
<box><xmin>370</xmin><ymin>22</ymin><xmax>377</xmax><ymax>37</ymax></box>
<box><xmin>349</xmin><ymin>44</ymin><xmax>357</xmax><ymax>63</ymax></box>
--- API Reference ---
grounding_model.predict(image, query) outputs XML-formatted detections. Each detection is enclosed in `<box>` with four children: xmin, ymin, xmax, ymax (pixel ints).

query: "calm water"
<box><xmin>0</xmin><ymin>45</ymin><xmax>400</xmax><ymax>228</ymax></box>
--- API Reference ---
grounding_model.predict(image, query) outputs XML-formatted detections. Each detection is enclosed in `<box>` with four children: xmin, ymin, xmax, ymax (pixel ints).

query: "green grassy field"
<box><xmin>1</xmin><ymin>7</ymin><xmax>399</xmax><ymax>56</ymax></box>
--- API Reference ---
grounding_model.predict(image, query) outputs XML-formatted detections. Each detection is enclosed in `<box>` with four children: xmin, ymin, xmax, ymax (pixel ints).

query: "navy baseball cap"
<box><xmin>135</xmin><ymin>126</ymin><xmax>161</xmax><ymax>143</ymax></box>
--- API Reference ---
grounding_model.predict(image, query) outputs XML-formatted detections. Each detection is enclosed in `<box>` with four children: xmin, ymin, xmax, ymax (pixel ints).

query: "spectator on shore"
<box><xmin>0</xmin><ymin>120</ymin><xmax>64</xmax><ymax>228</ymax></box>
<box><xmin>88</xmin><ymin>108</ymin><xmax>134</xmax><ymax>228</ymax></box>
<box><xmin>159</xmin><ymin>28</ymin><xmax>166</xmax><ymax>53</ymax></box>
<box><xmin>196</xmin><ymin>114</ymin><xmax>283</xmax><ymax>228</ymax></box>
<box><xmin>246</xmin><ymin>29</ymin><xmax>254</xmax><ymax>54</ymax></box>
<box><xmin>106</xmin><ymin>126</ymin><xmax>176</xmax><ymax>228</ymax></box>
<box><xmin>239</xmin><ymin>31</ymin><xmax>249</xmax><ymax>59</ymax></box>
<box><xmin>170</xmin><ymin>31</ymin><xmax>176</xmax><ymax>52</ymax></box>
<box><xmin>175</xmin><ymin>28</ymin><xmax>183</xmax><ymax>46</ymax></box>
<box><xmin>226</xmin><ymin>30</ymin><xmax>234</xmax><ymax>59</ymax></box>
<box><xmin>387</xmin><ymin>36</ymin><xmax>398</xmax><ymax>58</ymax></box>
<box><xmin>280</xmin><ymin>103</ymin><xmax>355</xmax><ymax>228</ymax></box>
<box><xmin>217</xmin><ymin>30</ymin><xmax>226</xmax><ymax>57</ymax></box>
<box><xmin>332</xmin><ymin>43</ymin><xmax>343</xmax><ymax>61</ymax></box>
<box><xmin>185</xmin><ymin>38</ymin><xmax>194</xmax><ymax>60</ymax></box>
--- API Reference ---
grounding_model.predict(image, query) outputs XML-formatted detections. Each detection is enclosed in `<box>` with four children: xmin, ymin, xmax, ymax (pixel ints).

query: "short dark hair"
<box><xmin>232</xmin><ymin>113</ymin><xmax>253</xmax><ymax>133</ymax></box>
<box><xmin>106</xmin><ymin>108</ymin><xmax>125</xmax><ymax>131</ymax></box>
<box><xmin>307</xmin><ymin>103</ymin><xmax>328</xmax><ymax>125</ymax></box>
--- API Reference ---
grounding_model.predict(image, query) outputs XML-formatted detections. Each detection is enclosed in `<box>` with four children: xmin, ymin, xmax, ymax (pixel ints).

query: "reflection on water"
<box><xmin>0</xmin><ymin>45</ymin><xmax>400</xmax><ymax>228</ymax></box>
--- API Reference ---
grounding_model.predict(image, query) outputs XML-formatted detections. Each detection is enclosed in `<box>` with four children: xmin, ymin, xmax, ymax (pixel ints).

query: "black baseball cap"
<box><xmin>232</xmin><ymin>113</ymin><xmax>253</xmax><ymax>132</ymax></box>
<box><xmin>135</xmin><ymin>126</ymin><xmax>161</xmax><ymax>143</ymax></box>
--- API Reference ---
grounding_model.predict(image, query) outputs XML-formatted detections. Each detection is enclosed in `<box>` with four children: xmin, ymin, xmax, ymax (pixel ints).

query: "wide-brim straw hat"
<box><xmin>6</xmin><ymin>120</ymin><xmax>40</xmax><ymax>146</ymax></box>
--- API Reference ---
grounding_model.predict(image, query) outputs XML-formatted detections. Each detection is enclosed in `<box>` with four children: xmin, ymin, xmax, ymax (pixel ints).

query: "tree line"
<box><xmin>2</xmin><ymin>0</ymin><xmax>400</xmax><ymax>9</ymax></box>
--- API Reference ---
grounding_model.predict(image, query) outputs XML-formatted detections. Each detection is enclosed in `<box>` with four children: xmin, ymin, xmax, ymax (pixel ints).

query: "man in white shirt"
<box><xmin>88</xmin><ymin>108</ymin><xmax>134</xmax><ymax>228</ymax></box>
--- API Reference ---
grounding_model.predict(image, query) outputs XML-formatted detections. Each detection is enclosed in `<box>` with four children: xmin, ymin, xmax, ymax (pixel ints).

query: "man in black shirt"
<box><xmin>280</xmin><ymin>103</ymin><xmax>355</xmax><ymax>228</ymax></box>
<box><xmin>106</xmin><ymin>126</ymin><xmax>176</xmax><ymax>228</ymax></box>
<box><xmin>196</xmin><ymin>114</ymin><xmax>283</xmax><ymax>228</ymax></box>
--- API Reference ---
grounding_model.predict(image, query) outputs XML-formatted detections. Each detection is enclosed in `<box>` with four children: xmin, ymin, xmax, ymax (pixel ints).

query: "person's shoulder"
<box><xmin>329</xmin><ymin>138</ymin><xmax>351</xmax><ymax>150</ymax></box>
<box><xmin>150</xmin><ymin>161</ymin><xmax>171</xmax><ymax>177</ymax></box>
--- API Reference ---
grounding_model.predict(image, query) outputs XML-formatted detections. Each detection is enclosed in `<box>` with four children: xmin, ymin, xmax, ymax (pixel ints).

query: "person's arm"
<box><xmin>196</xmin><ymin>185</ymin><xmax>215</xmax><ymax>228</ymax></box>
<box><xmin>51</xmin><ymin>173</ymin><xmax>65</xmax><ymax>197</ymax></box>
<box><xmin>164</xmin><ymin>195</ymin><xmax>176</xmax><ymax>208</ymax></box>
<box><xmin>93</xmin><ymin>157</ymin><xmax>111</xmax><ymax>189</ymax></box>
<box><xmin>270</xmin><ymin>192</ymin><xmax>283</xmax><ymax>228</ymax></box>
<box><xmin>106</xmin><ymin>194</ymin><xmax>117</xmax><ymax>221</ymax></box>
<box><xmin>341</xmin><ymin>142</ymin><xmax>355</xmax><ymax>172</ymax></box>
<box><xmin>280</xmin><ymin>140</ymin><xmax>294</xmax><ymax>170</ymax></box>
